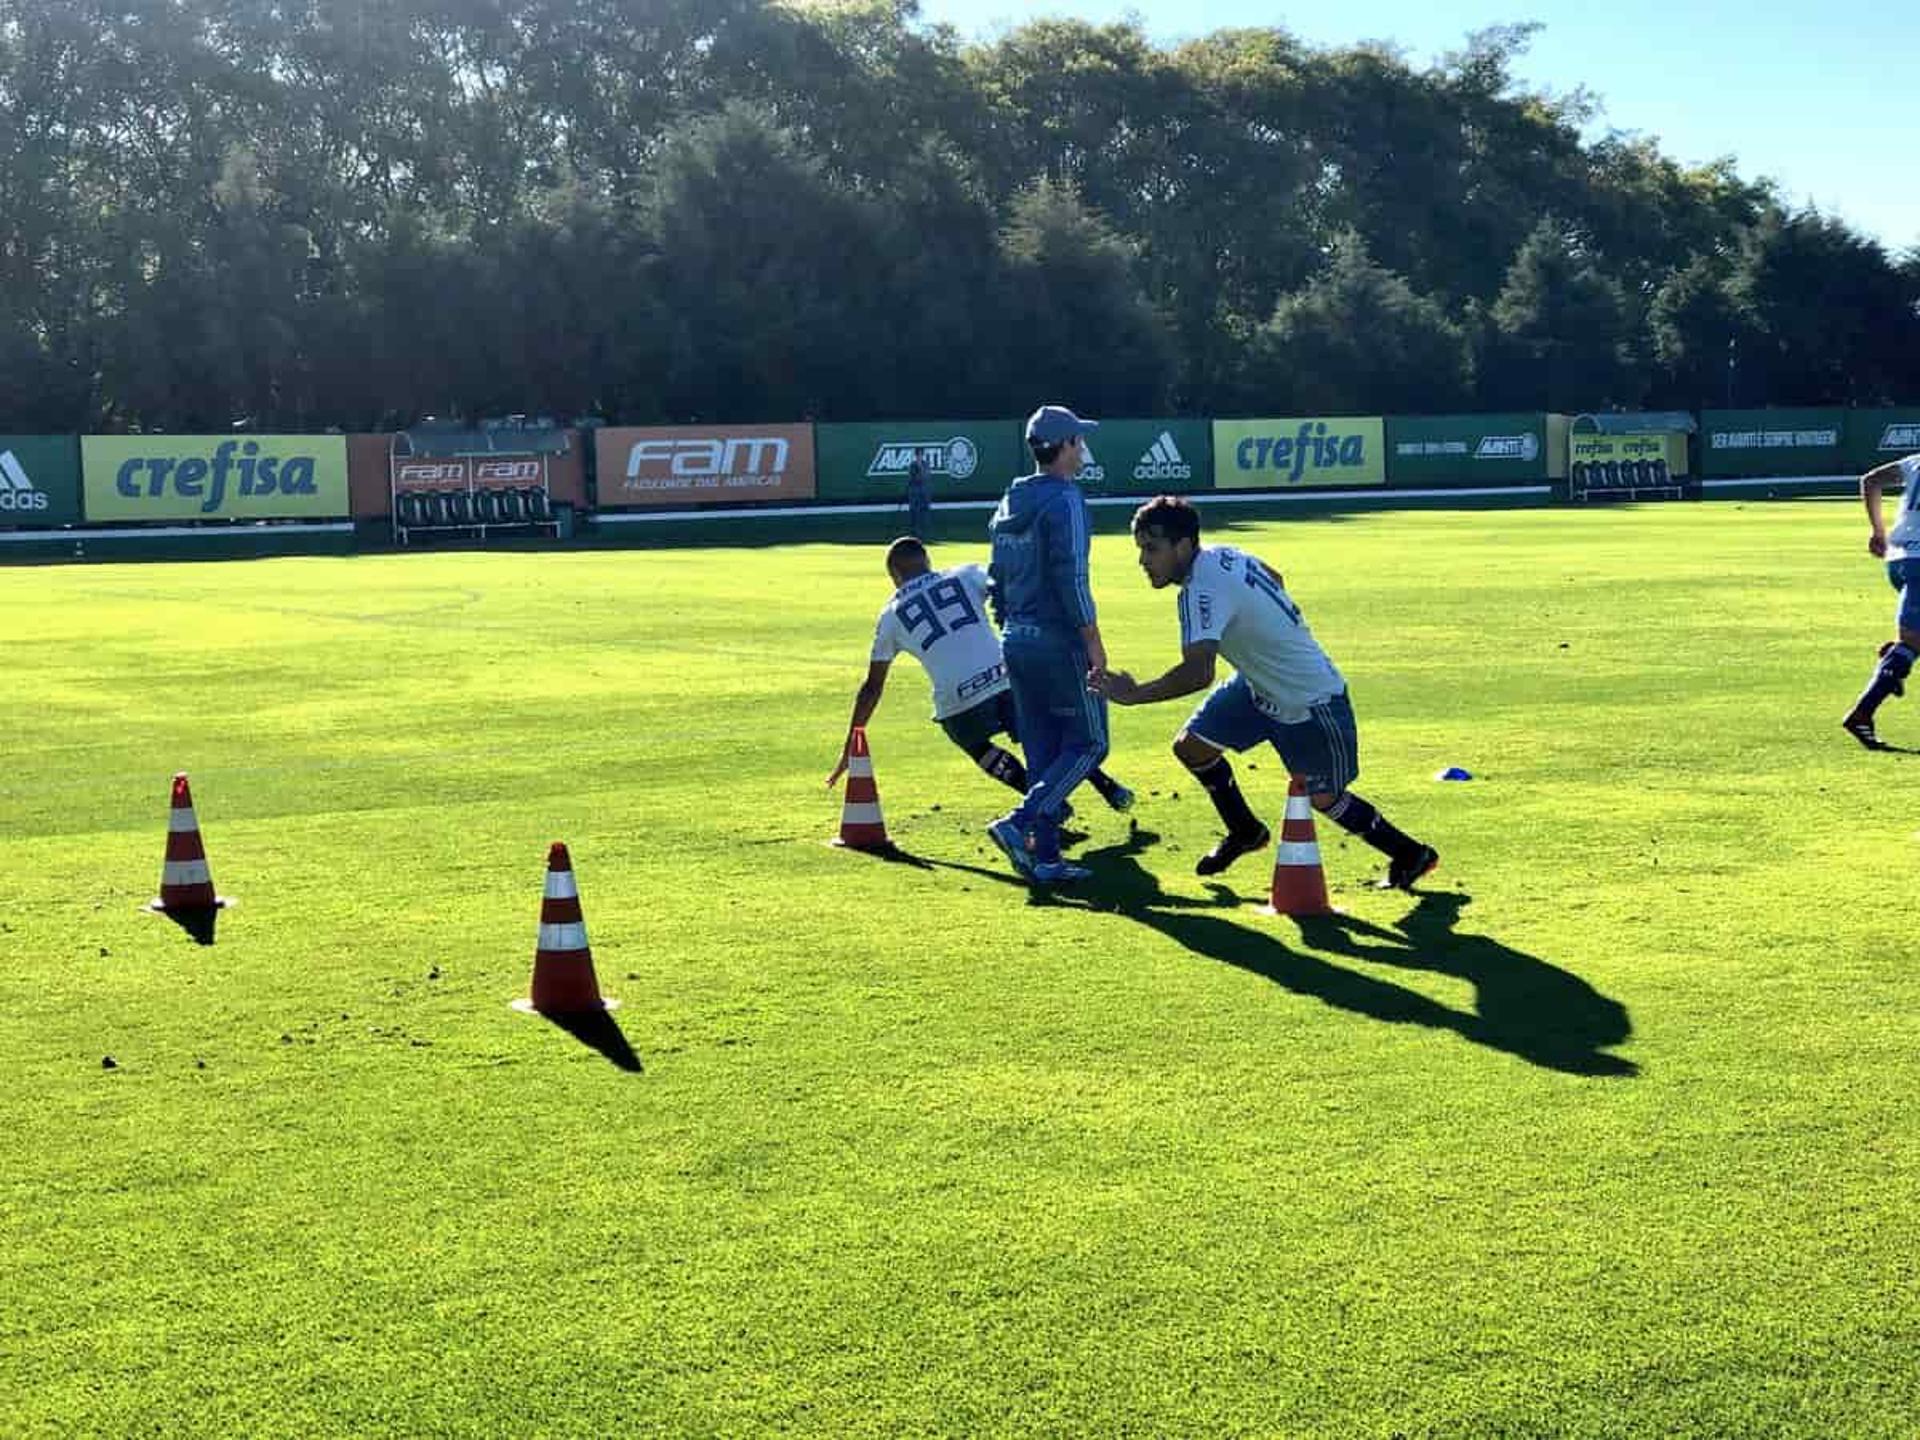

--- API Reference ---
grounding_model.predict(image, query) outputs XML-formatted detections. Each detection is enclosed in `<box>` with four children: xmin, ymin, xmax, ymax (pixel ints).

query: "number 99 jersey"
<box><xmin>871</xmin><ymin>564</ymin><xmax>1012</xmax><ymax>719</ymax></box>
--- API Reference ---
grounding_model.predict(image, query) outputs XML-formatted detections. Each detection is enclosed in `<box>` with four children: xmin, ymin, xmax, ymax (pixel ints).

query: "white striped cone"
<box><xmin>1265</xmin><ymin>776</ymin><xmax>1333</xmax><ymax>916</ymax></box>
<box><xmin>832</xmin><ymin>727</ymin><xmax>891</xmax><ymax>849</ymax></box>
<box><xmin>514</xmin><ymin>841</ymin><xmax>617</xmax><ymax>1014</ymax></box>
<box><xmin>146</xmin><ymin>772</ymin><xmax>230</xmax><ymax>916</ymax></box>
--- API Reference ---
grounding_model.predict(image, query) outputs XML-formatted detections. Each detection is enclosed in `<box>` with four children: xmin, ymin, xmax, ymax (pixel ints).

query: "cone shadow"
<box><xmin>830</xmin><ymin>840</ymin><xmax>934</xmax><ymax>870</ymax></box>
<box><xmin>537</xmin><ymin>1007</ymin><xmax>643</xmax><ymax>1072</ymax></box>
<box><xmin>150</xmin><ymin>905</ymin><xmax>220</xmax><ymax>946</ymax></box>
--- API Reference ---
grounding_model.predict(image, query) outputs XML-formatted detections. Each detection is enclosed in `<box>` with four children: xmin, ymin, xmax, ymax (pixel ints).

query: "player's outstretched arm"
<box><xmin>1095</xmin><ymin>642</ymin><xmax>1218</xmax><ymax>706</ymax></box>
<box><xmin>828</xmin><ymin>661</ymin><xmax>892</xmax><ymax>787</ymax></box>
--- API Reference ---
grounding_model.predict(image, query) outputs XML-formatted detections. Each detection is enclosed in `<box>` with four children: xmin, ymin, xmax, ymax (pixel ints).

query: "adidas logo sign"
<box><xmin>1132</xmin><ymin>431</ymin><xmax>1193</xmax><ymax>483</ymax></box>
<box><xmin>0</xmin><ymin>450</ymin><xmax>51</xmax><ymax>512</ymax></box>
<box><xmin>1879</xmin><ymin>424</ymin><xmax>1920</xmax><ymax>451</ymax></box>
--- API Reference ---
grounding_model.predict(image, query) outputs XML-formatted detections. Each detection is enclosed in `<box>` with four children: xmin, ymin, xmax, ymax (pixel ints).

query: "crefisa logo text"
<box><xmin>114</xmin><ymin>440</ymin><xmax>324</xmax><ymax>513</ymax></box>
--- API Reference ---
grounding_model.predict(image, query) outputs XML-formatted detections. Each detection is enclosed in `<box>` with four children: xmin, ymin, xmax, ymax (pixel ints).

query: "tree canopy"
<box><xmin>1</xmin><ymin>0</ymin><xmax>1912</xmax><ymax>431</ymax></box>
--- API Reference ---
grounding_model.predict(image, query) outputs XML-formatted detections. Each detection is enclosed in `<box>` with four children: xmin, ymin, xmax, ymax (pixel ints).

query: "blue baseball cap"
<box><xmin>1025</xmin><ymin>404</ymin><xmax>1099</xmax><ymax>445</ymax></box>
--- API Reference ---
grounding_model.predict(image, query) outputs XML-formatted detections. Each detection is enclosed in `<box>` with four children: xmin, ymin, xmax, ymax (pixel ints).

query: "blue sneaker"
<box><xmin>1033</xmin><ymin>858</ymin><xmax>1092</xmax><ymax>884</ymax></box>
<box><xmin>1103</xmin><ymin>783</ymin><xmax>1135</xmax><ymax>814</ymax></box>
<box><xmin>987</xmin><ymin>814</ymin><xmax>1037</xmax><ymax>878</ymax></box>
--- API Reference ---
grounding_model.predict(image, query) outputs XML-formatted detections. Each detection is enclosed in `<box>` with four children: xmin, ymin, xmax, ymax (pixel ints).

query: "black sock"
<box><xmin>1324</xmin><ymin>791</ymin><xmax>1421</xmax><ymax>860</ymax></box>
<box><xmin>1087</xmin><ymin>769</ymin><xmax>1122</xmax><ymax>800</ymax></box>
<box><xmin>1852</xmin><ymin>643</ymin><xmax>1915</xmax><ymax>721</ymax></box>
<box><xmin>976</xmin><ymin>744</ymin><xmax>1028</xmax><ymax>793</ymax></box>
<box><xmin>1189</xmin><ymin>755</ymin><xmax>1261</xmax><ymax>835</ymax></box>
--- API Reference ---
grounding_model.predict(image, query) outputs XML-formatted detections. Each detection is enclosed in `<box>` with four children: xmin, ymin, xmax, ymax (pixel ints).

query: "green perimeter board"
<box><xmin>1385</xmin><ymin>414</ymin><xmax>1549</xmax><ymax>486</ymax></box>
<box><xmin>83</xmin><ymin>435</ymin><xmax>350</xmax><ymax>520</ymax></box>
<box><xmin>1845</xmin><ymin>409</ymin><xmax>1920</xmax><ymax>472</ymax></box>
<box><xmin>1699</xmin><ymin>408</ymin><xmax>1848</xmax><ymax>478</ymax></box>
<box><xmin>1077</xmin><ymin>419</ymin><xmax>1213</xmax><ymax>496</ymax></box>
<box><xmin>815</xmin><ymin>421</ymin><xmax>1026</xmax><ymax>502</ymax></box>
<box><xmin>0</xmin><ymin>435</ymin><xmax>83</xmax><ymax>526</ymax></box>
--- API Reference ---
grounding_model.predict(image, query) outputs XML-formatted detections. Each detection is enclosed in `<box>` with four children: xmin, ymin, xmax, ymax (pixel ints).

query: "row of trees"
<box><xmin>2</xmin><ymin>0</ymin><xmax>1915</xmax><ymax>433</ymax></box>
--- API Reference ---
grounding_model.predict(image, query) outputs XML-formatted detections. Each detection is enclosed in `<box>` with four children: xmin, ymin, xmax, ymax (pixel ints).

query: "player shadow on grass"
<box><xmin>1055</xmin><ymin>827</ymin><xmax>1636</xmax><ymax>1078</ymax></box>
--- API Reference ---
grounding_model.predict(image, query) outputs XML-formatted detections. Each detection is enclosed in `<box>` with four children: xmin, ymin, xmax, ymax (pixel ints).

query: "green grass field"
<box><xmin>3</xmin><ymin>501</ymin><xmax>1916</xmax><ymax>1436</ymax></box>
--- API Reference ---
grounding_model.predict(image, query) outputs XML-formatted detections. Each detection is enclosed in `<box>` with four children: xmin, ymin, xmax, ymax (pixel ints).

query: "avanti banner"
<box><xmin>82</xmin><ymin>435</ymin><xmax>350</xmax><ymax>520</ymax></box>
<box><xmin>1213</xmin><ymin>417</ymin><xmax>1385</xmax><ymax>488</ymax></box>
<box><xmin>1845</xmin><ymin>409</ymin><xmax>1920</xmax><ymax>473</ymax></box>
<box><xmin>0</xmin><ymin>435</ymin><xmax>83</xmax><ymax>526</ymax></box>
<box><xmin>1385</xmin><ymin>414</ymin><xmax>1549</xmax><ymax>486</ymax></box>
<box><xmin>814</xmin><ymin>421</ymin><xmax>1025</xmax><ymax>502</ymax></box>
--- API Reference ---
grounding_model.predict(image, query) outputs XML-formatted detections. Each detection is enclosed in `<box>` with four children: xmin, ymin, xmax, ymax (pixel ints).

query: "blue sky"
<box><xmin>912</xmin><ymin>0</ymin><xmax>1917</xmax><ymax>255</ymax></box>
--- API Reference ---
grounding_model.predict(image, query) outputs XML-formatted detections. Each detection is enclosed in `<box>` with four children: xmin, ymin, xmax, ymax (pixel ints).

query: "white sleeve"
<box><xmin>959</xmin><ymin>564</ymin><xmax>991</xmax><ymax>611</ymax></box>
<box><xmin>870</xmin><ymin>607</ymin><xmax>901</xmax><ymax>663</ymax></box>
<box><xmin>1178</xmin><ymin>563</ymin><xmax>1234</xmax><ymax>648</ymax></box>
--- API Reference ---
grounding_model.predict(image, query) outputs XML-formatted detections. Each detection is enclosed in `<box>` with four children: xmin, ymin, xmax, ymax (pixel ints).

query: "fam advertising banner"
<box><xmin>1076</xmin><ymin>419</ymin><xmax>1212</xmax><ymax>496</ymax></box>
<box><xmin>1845</xmin><ymin>409</ymin><xmax>1920</xmax><ymax>472</ymax></box>
<box><xmin>815</xmin><ymin>421</ymin><xmax>1025</xmax><ymax>502</ymax></box>
<box><xmin>82</xmin><ymin>435</ymin><xmax>349</xmax><ymax>520</ymax></box>
<box><xmin>1699</xmin><ymin>409</ymin><xmax>1846</xmax><ymax>478</ymax></box>
<box><xmin>391</xmin><ymin>456</ymin><xmax>547</xmax><ymax>492</ymax></box>
<box><xmin>0</xmin><ymin>435</ymin><xmax>83</xmax><ymax>526</ymax></box>
<box><xmin>1385</xmin><ymin>414</ymin><xmax>1548</xmax><ymax>485</ymax></box>
<box><xmin>1213</xmin><ymin>418</ymin><xmax>1385</xmax><ymax>488</ymax></box>
<box><xmin>595</xmin><ymin>424</ymin><xmax>815</xmax><ymax>508</ymax></box>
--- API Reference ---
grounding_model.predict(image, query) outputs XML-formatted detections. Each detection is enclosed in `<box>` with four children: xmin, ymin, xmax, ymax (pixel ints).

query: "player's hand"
<box><xmin>1869</xmin><ymin>533</ymin><xmax>1888</xmax><ymax>558</ymax></box>
<box><xmin>1094</xmin><ymin>669</ymin><xmax>1140</xmax><ymax>703</ymax></box>
<box><xmin>826</xmin><ymin>741</ymin><xmax>851</xmax><ymax>789</ymax></box>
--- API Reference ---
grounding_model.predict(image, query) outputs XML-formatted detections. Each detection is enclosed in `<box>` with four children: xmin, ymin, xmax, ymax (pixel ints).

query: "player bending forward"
<box><xmin>830</xmin><ymin>537</ymin><xmax>1134</xmax><ymax>813</ymax></box>
<box><xmin>1094</xmin><ymin>496</ymin><xmax>1438</xmax><ymax>891</ymax></box>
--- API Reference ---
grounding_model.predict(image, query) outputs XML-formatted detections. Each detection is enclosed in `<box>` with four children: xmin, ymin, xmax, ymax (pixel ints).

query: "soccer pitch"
<box><xmin>3</xmin><ymin>502</ymin><xmax>1915</xmax><ymax>1436</ymax></box>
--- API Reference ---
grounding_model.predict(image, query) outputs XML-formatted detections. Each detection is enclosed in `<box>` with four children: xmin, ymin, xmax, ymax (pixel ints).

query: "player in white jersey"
<box><xmin>1842</xmin><ymin>453</ymin><xmax>1920</xmax><ymax>749</ymax></box>
<box><xmin>829</xmin><ymin>537</ymin><xmax>1134</xmax><ymax>812</ymax></box>
<box><xmin>1095</xmin><ymin>497</ymin><xmax>1437</xmax><ymax>890</ymax></box>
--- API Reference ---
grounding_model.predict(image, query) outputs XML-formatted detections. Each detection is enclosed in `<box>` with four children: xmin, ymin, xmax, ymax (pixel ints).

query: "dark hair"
<box><xmin>1131</xmin><ymin>494</ymin><xmax>1201</xmax><ymax>545</ymax></box>
<box><xmin>1029</xmin><ymin>439</ymin><xmax>1065</xmax><ymax>466</ymax></box>
<box><xmin>885</xmin><ymin>536</ymin><xmax>928</xmax><ymax>573</ymax></box>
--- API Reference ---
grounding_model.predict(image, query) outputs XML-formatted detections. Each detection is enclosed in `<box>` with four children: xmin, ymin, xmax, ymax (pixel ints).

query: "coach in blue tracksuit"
<box><xmin>986</xmin><ymin>404</ymin><xmax>1111</xmax><ymax>884</ymax></box>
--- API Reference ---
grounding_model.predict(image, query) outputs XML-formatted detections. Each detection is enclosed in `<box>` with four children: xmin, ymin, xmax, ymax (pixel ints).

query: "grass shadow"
<box><xmin>1060</xmin><ymin>829</ymin><xmax>1636</xmax><ymax>1077</ymax></box>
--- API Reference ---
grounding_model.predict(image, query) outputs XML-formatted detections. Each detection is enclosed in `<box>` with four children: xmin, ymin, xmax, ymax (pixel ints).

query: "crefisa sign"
<box><xmin>82</xmin><ymin>435</ymin><xmax>350</xmax><ymax>520</ymax></box>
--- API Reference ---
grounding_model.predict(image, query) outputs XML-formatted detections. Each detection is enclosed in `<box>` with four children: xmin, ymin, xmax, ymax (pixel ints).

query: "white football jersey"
<box><xmin>1887</xmin><ymin>456</ymin><xmax>1920</xmax><ymax>558</ymax></box>
<box><xmin>871</xmin><ymin>564</ymin><xmax>1010</xmax><ymax>719</ymax></box>
<box><xmin>1178</xmin><ymin>545</ymin><xmax>1345</xmax><ymax>721</ymax></box>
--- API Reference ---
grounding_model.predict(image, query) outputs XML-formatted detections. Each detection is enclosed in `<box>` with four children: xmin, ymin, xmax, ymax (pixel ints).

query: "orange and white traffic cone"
<box><xmin>831</xmin><ymin>726</ymin><xmax>892</xmax><ymax>850</ymax></box>
<box><xmin>144</xmin><ymin>773</ymin><xmax>230</xmax><ymax>943</ymax></box>
<box><xmin>1263</xmin><ymin>775</ymin><xmax>1335</xmax><ymax>917</ymax></box>
<box><xmin>512</xmin><ymin>842</ymin><xmax>618</xmax><ymax>1015</ymax></box>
